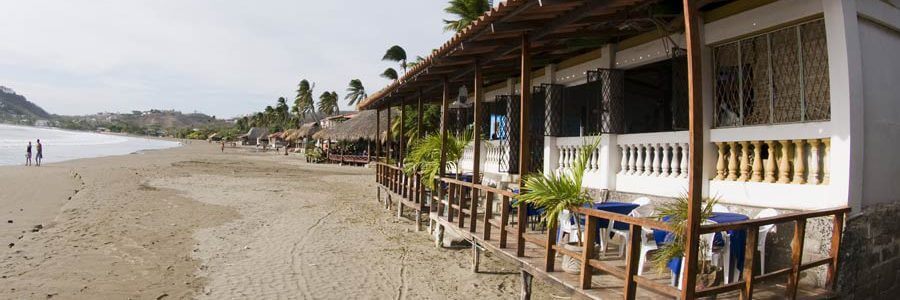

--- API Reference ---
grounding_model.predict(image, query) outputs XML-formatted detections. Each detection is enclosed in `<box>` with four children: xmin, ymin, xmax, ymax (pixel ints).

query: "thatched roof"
<box><xmin>297</xmin><ymin>122</ymin><xmax>320</xmax><ymax>137</ymax></box>
<box><xmin>312</xmin><ymin>109</ymin><xmax>393</xmax><ymax>141</ymax></box>
<box><xmin>238</xmin><ymin>127</ymin><xmax>269</xmax><ymax>140</ymax></box>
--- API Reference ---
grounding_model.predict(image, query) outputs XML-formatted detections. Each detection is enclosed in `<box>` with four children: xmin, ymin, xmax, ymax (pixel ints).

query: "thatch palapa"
<box><xmin>312</xmin><ymin>109</ymin><xmax>393</xmax><ymax>142</ymax></box>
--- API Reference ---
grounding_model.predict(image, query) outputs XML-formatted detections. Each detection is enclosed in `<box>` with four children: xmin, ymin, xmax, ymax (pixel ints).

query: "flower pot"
<box><xmin>561</xmin><ymin>243</ymin><xmax>583</xmax><ymax>274</ymax></box>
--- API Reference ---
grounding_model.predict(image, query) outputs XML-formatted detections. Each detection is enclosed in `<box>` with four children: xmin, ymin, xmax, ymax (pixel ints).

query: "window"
<box><xmin>713</xmin><ymin>19</ymin><xmax>830</xmax><ymax>127</ymax></box>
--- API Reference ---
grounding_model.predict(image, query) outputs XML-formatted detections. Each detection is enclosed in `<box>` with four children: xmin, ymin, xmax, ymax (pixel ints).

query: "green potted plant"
<box><xmin>651</xmin><ymin>194</ymin><xmax>719</xmax><ymax>288</ymax></box>
<box><xmin>516</xmin><ymin>138</ymin><xmax>600</xmax><ymax>274</ymax></box>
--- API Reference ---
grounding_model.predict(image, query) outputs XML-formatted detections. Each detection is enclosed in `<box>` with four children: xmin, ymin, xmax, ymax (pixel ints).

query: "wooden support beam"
<box><xmin>623</xmin><ymin>224</ymin><xmax>642</xmax><ymax>300</ymax></box>
<box><xmin>518</xmin><ymin>33</ymin><xmax>532</xmax><ymax>178</ymax></box>
<box><xmin>439</xmin><ymin>78</ymin><xmax>450</xmax><ymax>178</ymax></box>
<box><xmin>471</xmin><ymin>59</ymin><xmax>484</xmax><ymax>233</ymax></box>
<box><xmin>520</xmin><ymin>270</ymin><xmax>533</xmax><ymax>300</ymax></box>
<box><xmin>417</xmin><ymin>89</ymin><xmax>424</xmax><ymax>139</ymax></box>
<box><xmin>742</xmin><ymin>226</ymin><xmax>759</xmax><ymax>299</ymax></box>
<box><xmin>826</xmin><ymin>212</ymin><xmax>844</xmax><ymax>289</ymax></box>
<box><xmin>580</xmin><ymin>215</ymin><xmax>598</xmax><ymax>289</ymax></box>
<box><xmin>516</xmin><ymin>198</ymin><xmax>527</xmax><ymax>257</ymax></box>
<box><xmin>680</xmin><ymin>0</ymin><xmax>705</xmax><ymax>298</ymax></box>
<box><xmin>483</xmin><ymin>191</ymin><xmax>495</xmax><ymax>240</ymax></box>
<box><xmin>386</xmin><ymin>104</ymin><xmax>393</xmax><ymax>165</ymax></box>
<box><xmin>786</xmin><ymin>219</ymin><xmax>807</xmax><ymax>299</ymax></box>
<box><xmin>500</xmin><ymin>195</ymin><xmax>510</xmax><ymax>248</ymax></box>
<box><xmin>399</xmin><ymin>100</ymin><xmax>406</xmax><ymax>166</ymax></box>
<box><xmin>375</xmin><ymin>109</ymin><xmax>382</xmax><ymax>161</ymax></box>
<box><xmin>544</xmin><ymin>221</ymin><xmax>557</xmax><ymax>272</ymax></box>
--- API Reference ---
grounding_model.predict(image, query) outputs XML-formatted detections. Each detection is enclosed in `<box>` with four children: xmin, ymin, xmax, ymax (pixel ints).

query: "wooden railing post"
<box><xmin>826</xmin><ymin>212</ymin><xmax>844</xmax><ymax>289</ymax></box>
<box><xmin>580</xmin><ymin>215</ymin><xmax>597</xmax><ymax>289</ymax></box>
<box><xmin>742</xmin><ymin>225</ymin><xmax>759</xmax><ymax>300</ymax></box>
<box><xmin>623</xmin><ymin>224</ymin><xmax>642</xmax><ymax>299</ymax></box>
<box><xmin>483</xmin><ymin>191</ymin><xmax>495</xmax><ymax>240</ymax></box>
<box><xmin>545</xmin><ymin>221</ymin><xmax>558</xmax><ymax>272</ymax></box>
<box><xmin>458</xmin><ymin>185</ymin><xmax>467</xmax><ymax>229</ymax></box>
<box><xmin>500</xmin><ymin>196</ymin><xmax>510</xmax><ymax>248</ymax></box>
<box><xmin>517</xmin><ymin>201</ymin><xmax>527</xmax><ymax>257</ymax></box>
<box><xmin>447</xmin><ymin>183</ymin><xmax>456</xmax><ymax>223</ymax></box>
<box><xmin>469</xmin><ymin>188</ymin><xmax>479</xmax><ymax>233</ymax></box>
<box><xmin>786</xmin><ymin>218</ymin><xmax>807</xmax><ymax>299</ymax></box>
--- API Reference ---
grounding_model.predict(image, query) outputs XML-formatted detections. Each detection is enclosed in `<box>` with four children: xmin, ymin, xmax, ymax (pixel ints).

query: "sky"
<box><xmin>0</xmin><ymin>1</ymin><xmax>456</xmax><ymax>118</ymax></box>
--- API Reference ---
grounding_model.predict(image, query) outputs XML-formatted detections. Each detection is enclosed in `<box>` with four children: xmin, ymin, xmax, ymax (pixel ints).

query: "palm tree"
<box><xmin>443</xmin><ymin>0</ymin><xmax>490</xmax><ymax>32</ymax></box>
<box><xmin>382</xmin><ymin>45</ymin><xmax>408</xmax><ymax>74</ymax></box>
<box><xmin>344</xmin><ymin>79</ymin><xmax>367</xmax><ymax>106</ymax></box>
<box><xmin>381</xmin><ymin>68</ymin><xmax>399</xmax><ymax>81</ymax></box>
<box><xmin>318</xmin><ymin>91</ymin><xmax>339</xmax><ymax>116</ymax></box>
<box><xmin>275</xmin><ymin>97</ymin><xmax>291</xmax><ymax>127</ymax></box>
<box><xmin>294</xmin><ymin>79</ymin><xmax>316</xmax><ymax>119</ymax></box>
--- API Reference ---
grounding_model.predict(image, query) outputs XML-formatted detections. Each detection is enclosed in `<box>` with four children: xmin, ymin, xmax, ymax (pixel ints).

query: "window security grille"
<box><xmin>713</xmin><ymin>19</ymin><xmax>830</xmax><ymax>128</ymax></box>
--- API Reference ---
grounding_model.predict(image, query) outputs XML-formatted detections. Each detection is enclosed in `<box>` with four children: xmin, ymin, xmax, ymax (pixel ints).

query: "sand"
<box><xmin>0</xmin><ymin>142</ymin><xmax>559</xmax><ymax>299</ymax></box>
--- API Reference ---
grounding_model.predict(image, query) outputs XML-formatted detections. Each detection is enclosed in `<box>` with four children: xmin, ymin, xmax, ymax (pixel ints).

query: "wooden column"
<box><xmin>439</xmin><ymin>78</ymin><xmax>450</xmax><ymax>178</ymax></box>
<box><xmin>417</xmin><ymin>89</ymin><xmax>424</xmax><ymax>139</ymax></box>
<box><xmin>376</xmin><ymin>109</ymin><xmax>382</xmax><ymax>161</ymax></box>
<box><xmin>518</xmin><ymin>33</ymin><xmax>532</xmax><ymax>179</ymax></box>
<box><xmin>399</xmin><ymin>100</ymin><xmax>406</xmax><ymax>166</ymax></box>
<box><xmin>680</xmin><ymin>0</ymin><xmax>704</xmax><ymax>298</ymax></box>
<box><xmin>387</xmin><ymin>104</ymin><xmax>393</xmax><ymax>164</ymax></box>
<box><xmin>471</xmin><ymin>60</ymin><xmax>484</xmax><ymax>232</ymax></box>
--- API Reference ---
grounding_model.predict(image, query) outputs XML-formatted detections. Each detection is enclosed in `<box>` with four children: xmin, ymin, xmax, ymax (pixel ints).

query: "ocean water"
<box><xmin>0</xmin><ymin>124</ymin><xmax>181</xmax><ymax>166</ymax></box>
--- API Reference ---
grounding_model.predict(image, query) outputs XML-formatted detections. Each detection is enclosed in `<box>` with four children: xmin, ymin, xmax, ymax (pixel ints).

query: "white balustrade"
<box><xmin>554</xmin><ymin>136</ymin><xmax>603</xmax><ymax>175</ymax></box>
<box><xmin>617</xmin><ymin>131</ymin><xmax>690</xmax><ymax>179</ymax></box>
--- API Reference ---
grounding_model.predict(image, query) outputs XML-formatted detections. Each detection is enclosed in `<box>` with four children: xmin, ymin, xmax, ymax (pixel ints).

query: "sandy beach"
<box><xmin>0</xmin><ymin>142</ymin><xmax>558</xmax><ymax>299</ymax></box>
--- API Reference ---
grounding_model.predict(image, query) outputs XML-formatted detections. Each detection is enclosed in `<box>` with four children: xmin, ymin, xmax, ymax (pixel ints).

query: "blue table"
<box><xmin>561</xmin><ymin>202</ymin><xmax>640</xmax><ymax>242</ymax></box>
<box><xmin>654</xmin><ymin>212</ymin><xmax>750</xmax><ymax>277</ymax></box>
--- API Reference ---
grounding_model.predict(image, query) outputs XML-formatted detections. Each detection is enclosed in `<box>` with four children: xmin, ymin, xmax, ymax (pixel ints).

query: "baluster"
<box><xmin>714</xmin><ymin>142</ymin><xmax>726</xmax><ymax>180</ymax></box>
<box><xmin>727</xmin><ymin>141</ymin><xmax>739</xmax><ymax>181</ymax></box>
<box><xmin>822</xmin><ymin>139</ymin><xmax>831</xmax><ymax>184</ymax></box>
<box><xmin>591</xmin><ymin>147</ymin><xmax>599</xmax><ymax>171</ymax></box>
<box><xmin>764</xmin><ymin>140</ymin><xmax>778</xmax><ymax>183</ymax></box>
<box><xmin>661</xmin><ymin>143</ymin><xmax>671</xmax><ymax>177</ymax></box>
<box><xmin>751</xmin><ymin>141</ymin><xmax>763</xmax><ymax>182</ymax></box>
<box><xmin>680</xmin><ymin>143</ymin><xmax>689</xmax><ymax>178</ymax></box>
<box><xmin>642</xmin><ymin>144</ymin><xmax>653</xmax><ymax>176</ymax></box>
<box><xmin>791</xmin><ymin>139</ymin><xmax>806</xmax><ymax>184</ymax></box>
<box><xmin>635</xmin><ymin>144</ymin><xmax>644</xmax><ymax>176</ymax></box>
<box><xmin>739</xmin><ymin>141</ymin><xmax>750</xmax><ymax>182</ymax></box>
<box><xmin>651</xmin><ymin>143</ymin><xmax>661</xmax><ymax>177</ymax></box>
<box><xmin>808</xmin><ymin>139</ymin><xmax>821</xmax><ymax>184</ymax></box>
<box><xmin>669</xmin><ymin>143</ymin><xmax>680</xmax><ymax>178</ymax></box>
<box><xmin>557</xmin><ymin>145</ymin><xmax>565</xmax><ymax>171</ymax></box>
<box><xmin>628</xmin><ymin>145</ymin><xmax>637</xmax><ymax>175</ymax></box>
<box><xmin>777</xmin><ymin>140</ymin><xmax>792</xmax><ymax>184</ymax></box>
<box><xmin>619</xmin><ymin>145</ymin><xmax>628</xmax><ymax>175</ymax></box>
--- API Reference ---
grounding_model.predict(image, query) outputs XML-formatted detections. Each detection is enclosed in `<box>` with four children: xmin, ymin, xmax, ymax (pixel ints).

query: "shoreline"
<box><xmin>0</xmin><ymin>142</ymin><xmax>557</xmax><ymax>299</ymax></box>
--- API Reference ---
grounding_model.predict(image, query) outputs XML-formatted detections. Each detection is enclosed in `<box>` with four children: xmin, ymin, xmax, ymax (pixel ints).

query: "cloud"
<box><xmin>0</xmin><ymin>0</ymin><xmax>454</xmax><ymax>117</ymax></box>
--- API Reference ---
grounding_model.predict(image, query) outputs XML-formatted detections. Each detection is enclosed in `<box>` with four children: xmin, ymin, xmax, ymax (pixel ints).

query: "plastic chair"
<box><xmin>600</xmin><ymin>197</ymin><xmax>656</xmax><ymax>258</ymax></box>
<box><xmin>675</xmin><ymin>220</ymin><xmax>731</xmax><ymax>287</ymax></box>
<box><xmin>756</xmin><ymin>208</ymin><xmax>779</xmax><ymax>274</ymax></box>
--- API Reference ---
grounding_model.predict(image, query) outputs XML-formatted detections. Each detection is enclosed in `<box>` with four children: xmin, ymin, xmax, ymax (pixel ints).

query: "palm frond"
<box><xmin>381</xmin><ymin>68</ymin><xmax>399</xmax><ymax>80</ymax></box>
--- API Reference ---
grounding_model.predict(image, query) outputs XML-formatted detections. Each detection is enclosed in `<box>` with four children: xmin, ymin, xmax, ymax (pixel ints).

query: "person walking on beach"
<box><xmin>35</xmin><ymin>139</ymin><xmax>43</xmax><ymax>167</ymax></box>
<box><xmin>221</xmin><ymin>141</ymin><xmax>225</xmax><ymax>153</ymax></box>
<box><xmin>25</xmin><ymin>141</ymin><xmax>32</xmax><ymax>166</ymax></box>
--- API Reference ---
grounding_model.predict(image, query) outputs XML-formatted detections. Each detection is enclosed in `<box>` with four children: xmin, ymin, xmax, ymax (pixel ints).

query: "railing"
<box><xmin>421</xmin><ymin>173</ymin><xmax>848</xmax><ymax>299</ymax></box>
<box><xmin>375</xmin><ymin>162</ymin><xmax>427</xmax><ymax>230</ymax></box>
<box><xmin>712</xmin><ymin>138</ymin><xmax>830</xmax><ymax>185</ymax></box>
<box><xmin>454</xmin><ymin>140</ymin><xmax>510</xmax><ymax>176</ymax></box>
<box><xmin>555</xmin><ymin>136</ymin><xmax>603</xmax><ymax>174</ymax></box>
<box><xmin>617</xmin><ymin>131</ymin><xmax>690</xmax><ymax>178</ymax></box>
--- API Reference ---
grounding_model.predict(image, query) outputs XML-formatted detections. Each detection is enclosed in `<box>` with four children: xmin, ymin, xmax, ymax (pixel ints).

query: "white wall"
<box><xmin>857</xmin><ymin>16</ymin><xmax>900</xmax><ymax>207</ymax></box>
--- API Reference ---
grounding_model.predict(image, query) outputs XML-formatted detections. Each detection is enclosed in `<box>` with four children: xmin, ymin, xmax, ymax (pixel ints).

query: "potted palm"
<box><xmin>516</xmin><ymin>138</ymin><xmax>600</xmax><ymax>274</ymax></box>
<box><xmin>651</xmin><ymin>194</ymin><xmax>720</xmax><ymax>288</ymax></box>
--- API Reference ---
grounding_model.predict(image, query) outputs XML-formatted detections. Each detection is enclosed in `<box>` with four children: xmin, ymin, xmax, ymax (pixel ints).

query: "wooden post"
<box><xmin>483</xmin><ymin>191</ymin><xmax>494</xmax><ymax>240</ymax></box>
<box><xmin>376</xmin><ymin>109</ymin><xmax>382</xmax><ymax>161</ymax></box>
<box><xmin>399</xmin><ymin>100</ymin><xmax>406</xmax><ymax>166</ymax></box>
<box><xmin>447</xmin><ymin>183</ymin><xmax>456</xmax><ymax>223</ymax></box>
<box><xmin>472</xmin><ymin>242</ymin><xmax>481</xmax><ymax>273</ymax></box>
<box><xmin>518</xmin><ymin>33</ymin><xmax>532</xmax><ymax>179</ymax></box>
<box><xmin>742</xmin><ymin>226</ymin><xmax>759</xmax><ymax>299</ymax></box>
<box><xmin>516</xmin><ymin>200</ymin><xmax>527</xmax><ymax>257</ymax></box>
<box><xmin>439</xmin><ymin>78</ymin><xmax>450</xmax><ymax>178</ymax></box>
<box><xmin>500</xmin><ymin>195</ymin><xmax>510</xmax><ymax>248</ymax></box>
<box><xmin>387</xmin><ymin>104</ymin><xmax>393</xmax><ymax>165</ymax></box>
<box><xmin>520</xmin><ymin>270</ymin><xmax>533</xmax><ymax>300</ymax></box>
<box><xmin>580</xmin><ymin>215</ymin><xmax>598</xmax><ymax>289</ymax></box>
<box><xmin>826</xmin><ymin>212</ymin><xmax>844</xmax><ymax>289</ymax></box>
<box><xmin>786</xmin><ymin>219</ymin><xmax>807</xmax><ymax>299</ymax></box>
<box><xmin>623</xmin><ymin>224</ymin><xmax>643</xmax><ymax>300</ymax></box>
<box><xmin>545</xmin><ymin>221</ymin><xmax>558</xmax><ymax>272</ymax></box>
<box><xmin>417</xmin><ymin>89</ymin><xmax>424</xmax><ymax>139</ymax></box>
<box><xmin>680</xmin><ymin>1</ymin><xmax>705</xmax><ymax>298</ymax></box>
<box><xmin>471</xmin><ymin>60</ymin><xmax>484</xmax><ymax>233</ymax></box>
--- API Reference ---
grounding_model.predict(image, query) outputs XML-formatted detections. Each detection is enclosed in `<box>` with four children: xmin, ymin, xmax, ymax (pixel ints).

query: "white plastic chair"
<box><xmin>756</xmin><ymin>208</ymin><xmax>779</xmax><ymax>274</ymax></box>
<box><xmin>675</xmin><ymin>220</ymin><xmax>731</xmax><ymax>287</ymax></box>
<box><xmin>600</xmin><ymin>197</ymin><xmax>656</xmax><ymax>258</ymax></box>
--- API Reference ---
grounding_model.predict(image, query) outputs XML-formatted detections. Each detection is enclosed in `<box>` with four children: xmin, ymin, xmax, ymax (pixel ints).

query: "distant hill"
<box><xmin>0</xmin><ymin>86</ymin><xmax>51</xmax><ymax>123</ymax></box>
